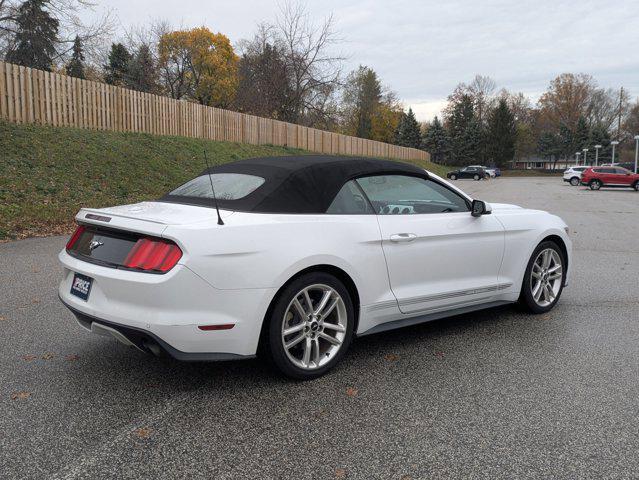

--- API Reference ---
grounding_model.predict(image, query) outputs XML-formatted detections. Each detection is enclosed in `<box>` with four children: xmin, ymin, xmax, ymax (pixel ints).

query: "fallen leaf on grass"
<box><xmin>345</xmin><ymin>387</ymin><xmax>358</xmax><ymax>397</ymax></box>
<box><xmin>22</xmin><ymin>354</ymin><xmax>38</xmax><ymax>361</ymax></box>
<box><xmin>400</xmin><ymin>476</ymin><xmax>412</xmax><ymax>480</ymax></box>
<box><xmin>41</xmin><ymin>352</ymin><xmax>55</xmax><ymax>360</ymax></box>
<box><xmin>133</xmin><ymin>427</ymin><xmax>152</xmax><ymax>439</ymax></box>
<box><xmin>11</xmin><ymin>391</ymin><xmax>31</xmax><ymax>400</ymax></box>
<box><xmin>434</xmin><ymin>351</ymin><xmax>445</xmax><ymax>358</ymax></box>
<box><xmin>0</xmin><ymin>315</ymin><xmax>6</xmax><ymax>321</ymax></box>
<box><xmin>384</xmin><ymin>353</ymin><xmax>400</xmax><ymax>362</ymax></box>
<box><xmin>313</xmin><ymin>408</ymin><xmax>327</xmax><ymax>418</ymax></box>
<box><xmin>335</xmin><ymin>468</ymin><xmax>347</xmax><ymax>478</ymax></box>
<box><xmin>65</xmin><ymin>354</ymin><xmax>80</xmax><ymax>362</ymax></box>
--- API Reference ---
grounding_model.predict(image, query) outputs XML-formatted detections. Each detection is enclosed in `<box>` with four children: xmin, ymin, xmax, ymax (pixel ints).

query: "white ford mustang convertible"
<box><xmin>59</xmin><ymin>155</ymin><xmax>571</xmax><ymax>379</ymax></box>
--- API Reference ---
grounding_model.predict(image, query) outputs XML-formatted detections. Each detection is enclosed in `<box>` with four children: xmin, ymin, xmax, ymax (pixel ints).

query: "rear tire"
<box><xmin>519</xmin><ymin>241</ymin><xmax>565</xmax><ymax>314</ymax></box>
<box><xmin>590</xmin><ymin>180</ymin><xmax>602</xmax><ymax>190</ymax></box>
<box><xmin>633</xmin><ymin>181</ymin><xmax>639</xmax><ymax>191</ymax></box>
<box><xmin>570</xmin><ymin>177</ymin><xmax>579</xmax><ymax>186</ymax></box>
<box><xmin>266</xmin><ymin>272</ymin><xmax>355</xmax><ymax>380</ymax></box>
<box><xmin>450</xmin><ymin>174</ymin><xmax>457</xmax><ymax>180</ymax></box>
<box><xmin>473</xmin><ymin>174</ymin><xmax>480</xmax><ymax>181</ymax></box>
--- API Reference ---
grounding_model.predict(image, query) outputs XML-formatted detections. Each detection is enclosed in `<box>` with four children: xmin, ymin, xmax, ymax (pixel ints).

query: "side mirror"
<box><xmin>471</xmin><ymin>200</ymin><xmax>491</xmax><ymax>217</ymax></box>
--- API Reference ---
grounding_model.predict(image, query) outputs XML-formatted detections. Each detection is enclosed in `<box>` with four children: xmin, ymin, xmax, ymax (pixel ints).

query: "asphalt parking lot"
<box><xmin>1</xmin><ymin>177</ymin><xmax>638</xmax><ymax>479</ymax></box>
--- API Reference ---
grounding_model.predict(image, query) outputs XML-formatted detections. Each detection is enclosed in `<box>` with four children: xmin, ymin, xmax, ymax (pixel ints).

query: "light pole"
<box><xmin>611</xmin><ymin>140</ymin><xmax>619</xmax><ymax>165</ymax></box>
<box><xmin>575</xmin><ymin>152</ymin><xmax>581</xmax><ymax>165</ymax></box>
<box><xmin>594</xmin><ymin>145</ymin><xmax>602</xmax><ymax>166</ymax></box>
<box><xmin>583</xmin><ymin>148</ymin><xmax>588</xmax><ymax>165</ymax></box>
<box><xmin>634</xmin><ymin>135</ymin><xmax>639</xmax><ymax>173</ymax></box>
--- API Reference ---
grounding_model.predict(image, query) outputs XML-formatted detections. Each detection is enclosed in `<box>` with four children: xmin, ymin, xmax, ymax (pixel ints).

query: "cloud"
<box><xmin>84</xmin><ymin>0</ymin><xmax>639</xmax><ymax>115</ymax></box>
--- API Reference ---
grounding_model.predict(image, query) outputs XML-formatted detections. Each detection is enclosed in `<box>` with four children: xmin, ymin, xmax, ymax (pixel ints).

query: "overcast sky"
<box><xmin>85</xmin><ymin>0</ymin><xmax>639</xmax><ymax>121</ymax></box>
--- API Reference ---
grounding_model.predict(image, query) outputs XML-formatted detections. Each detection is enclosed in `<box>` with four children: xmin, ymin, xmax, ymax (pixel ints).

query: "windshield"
<box><xmin>169</xmin><ymin>173</ymin><xmax>265</xmax><ymax>200</ymax></box>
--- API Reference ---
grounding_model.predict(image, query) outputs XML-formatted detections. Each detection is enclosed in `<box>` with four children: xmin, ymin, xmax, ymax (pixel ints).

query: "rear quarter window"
<box><xmin>169</xmin><ymin>173</ymin><xmax>265</xmax><ymax>200</ymax></box>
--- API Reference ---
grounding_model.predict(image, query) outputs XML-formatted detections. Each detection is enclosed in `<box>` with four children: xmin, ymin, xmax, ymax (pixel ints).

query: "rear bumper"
<box><xmin>60</xmin><ymin>298</ymin><xmax>252</xmax><ymax>361</ymax></box>
<box><xmin>58</xmin><ymin>249</ymin><xmax>276</xmax><ymax>358</ymax></box>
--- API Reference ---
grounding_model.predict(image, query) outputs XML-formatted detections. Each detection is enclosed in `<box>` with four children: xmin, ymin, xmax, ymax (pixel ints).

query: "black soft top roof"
<box><xmin>162</xmin><ymin>155</ymin><xmax>428</xmax><ymax>214</ymax></box>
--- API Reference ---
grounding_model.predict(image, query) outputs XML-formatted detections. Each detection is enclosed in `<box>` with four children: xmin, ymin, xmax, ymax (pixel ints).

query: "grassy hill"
<box><xmin>0</xmin><ymin>121</ymin><xmax>446</xmax><ymax>240</ymax></box>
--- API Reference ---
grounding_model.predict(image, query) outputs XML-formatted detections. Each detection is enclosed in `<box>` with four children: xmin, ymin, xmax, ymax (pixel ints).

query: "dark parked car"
<box><xmin>447</xmin><ymin>166</ymin><xmax>486</xmax><ymax>181</ymax></box>
<box><xmin>618</xmin><ymin>162</ymin><xmax>637</xmax><ymax>173</ymax></box>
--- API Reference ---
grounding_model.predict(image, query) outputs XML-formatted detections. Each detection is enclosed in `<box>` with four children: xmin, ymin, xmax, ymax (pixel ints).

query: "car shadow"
<box><xmin>62</xmin><ymin>303</ymin><xmax>520</xmax><ymax>393</ymax></box>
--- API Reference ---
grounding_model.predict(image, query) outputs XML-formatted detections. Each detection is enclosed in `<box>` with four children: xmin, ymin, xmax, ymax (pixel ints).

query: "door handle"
<box><xmin>390</xmin><ymin>233</ymin><xmax>417</xmax><ymax>243</ymax></box>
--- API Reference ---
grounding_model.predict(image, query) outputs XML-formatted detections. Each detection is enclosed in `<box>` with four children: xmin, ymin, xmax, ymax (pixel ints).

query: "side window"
<box><xmin>615</xmin><ymin>168</ymin><xmax>629</xmax><ymax>174</ymax></box>
<box><xmin>356</xmin><ymin>175</ymin><xmax>469</xmax><ymax>215</ymax></box>
<box><xmin>326</xmin><ymin>181</ymin><xmax>372</xmax><ymax>214</ymax></box>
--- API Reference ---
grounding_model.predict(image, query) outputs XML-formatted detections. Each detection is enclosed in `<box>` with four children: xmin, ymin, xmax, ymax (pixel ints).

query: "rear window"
<box><xmin>169</xmin><ymin>173</ymin><xmax>265</xmax><ymax>200</ymax></box>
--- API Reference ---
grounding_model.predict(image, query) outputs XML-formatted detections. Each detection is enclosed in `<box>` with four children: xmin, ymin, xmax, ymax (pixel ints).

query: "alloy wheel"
<box><xmin>530</xmin><ymin>248</ymin><xmax>563</xmax><ymax>307</ymax></box>
<box><xmin>590</xmin><ymin>181</ymin><xmax>601</xmax><ymax>190</ymax></box>
<box><xmin>281</xmin><ymin>284</ymin><xmax>347</xmax><ymax>370</ymax></box>
<box><xmin>570</xmin><ymin>177</ymin><xmax>579</xmax><ymax>186</ymax></box>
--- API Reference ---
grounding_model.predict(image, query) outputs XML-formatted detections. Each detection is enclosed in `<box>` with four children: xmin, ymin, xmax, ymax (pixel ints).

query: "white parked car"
<box><xmin>469</xmin><ymin>165</ymin><xmax>496</xmax><ymax>177</ymax></box>
<box><xmin>59</xmin><ymin>156</ymin><xmax>571</xmax><ymax>379</ymax></box>
<box><xmin>563</xmin><ymin>166</ymin><xmax>589</xmax><ymax>186</ymax></box>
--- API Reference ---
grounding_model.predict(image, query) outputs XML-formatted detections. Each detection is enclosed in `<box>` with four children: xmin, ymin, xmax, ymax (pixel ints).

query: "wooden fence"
<box><xmin>0</xmin><ymin>61</ymin><xmax>428</xmax><ymax>162</ymax></box>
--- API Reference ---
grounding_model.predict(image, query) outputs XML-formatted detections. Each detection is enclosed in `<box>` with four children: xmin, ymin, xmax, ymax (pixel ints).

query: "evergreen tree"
<box><xmin>588</xmin><ymin>124</ymin><xmax>612</xmax><ymax>164</ymax></box>
<box><xmin>104</xmin><ymin>43</ymin><xmax>132</xmax><ymax>86</ymax></box>
<box><xmin>537</xmin><ymin>132</ymin><xmax>560</xmax><ymax>162</ymax></box>
<box><xmin>558</xmin><ymin>123</ymin><xmax>574</xmax><ymax>161</ymax></box>
<box><xmin>446</xmin><ymin>94</ymin><xmax>476</xmax><ymax>165</ymax></box>
<box><xmin>128</xmin><ymin>44</ymin><xmax>158</xmax><ymax>93</ymax></box>
<box><xmin>394</xmin><ymin>108</ymin><xmax>421</xmax><ymax>148</ymax></box>
<box><xmin>66</xmin><ymin>36</ymin><xmax>85</xmax><ymax>79</ymax></box>
<box><xmin>421</xmin><ymin>116</ymin><xmax>450</xmax><ymax>164</ymax></box>
<box><xmin>457</xmin><ymin>118</ymin><xmax>482</xmax><ymax>165</ymax></box>
<box><xmin>574</xmin><ymin>116</ymin><xmax>590</xmax><ymax>152</ymax></box>
<box><xmin>6</xmin><ymin>0</ymin><xmax>59</xmax><ymax>71</ymax></box>
<box><xmin>486</xmin><ymin>99</ymin><xmax>516</xmax><ymax>167</ymax></box>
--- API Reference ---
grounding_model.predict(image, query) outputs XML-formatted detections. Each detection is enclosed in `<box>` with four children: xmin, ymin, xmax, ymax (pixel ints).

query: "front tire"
<box><xmin>267</xmin><ymin>272</ymin><xmax>354</xmax><ymax>380</ymax></box>
<box><xmin>590</xmin><ymin>180</ymin><xmax>602</xmax><ymax>190</ymax></box>
<box><xmin>450</xmin><ymin>174</ymin><xmax>457</xmax><ymax>180</ymax></box>
<box><xmin>570</xmin><ymin>177</ymin><xmax>579</xmax><ymax>186</ymax></box>
<box><xmin>519</xmin><ymin>241</ymin><xmax>565</xmax><ymax>314</ymax></box>
<box><xmin>633</xmin><ymin>181</ymin><xmax>639</xmax><ymax>191</ymax></box>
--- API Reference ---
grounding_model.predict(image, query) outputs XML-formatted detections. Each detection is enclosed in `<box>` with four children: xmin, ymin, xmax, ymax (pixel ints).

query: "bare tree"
<box><xmin>467</xmin><ymin>74</ymin><xmax>497</xmax><ymax>123</ymax></box>
<box><xmin>271</xmin><ymin>1</ymin><xmax>344</xmax><ymax>126</ymax></box>
<box><xmin>0</xmin><ymin>0</ymin><xmax>114</xmax><ymax>64</ymax></box>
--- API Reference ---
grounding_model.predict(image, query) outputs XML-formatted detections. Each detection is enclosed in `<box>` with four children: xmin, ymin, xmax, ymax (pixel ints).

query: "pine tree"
<box><xmin>421</xmin><ymin>116</ymin><xmax>450</xmax><ymax>164</ymax></box>
<box><xmin>486</xmin><ymin>99</ymin><xmax>516</xmax><ymax>167</ymax></box>
<box><xmin>394</xmin><ymin>108</ymin><xmax>421</xmax><ymax>148</ymax></box>
<box><xmin>66</xmin><ymin>36</ymin><xmax>85</xmax><ymax>79</ymax></box>
<box><xmin>6</xmin><ymin>0</ymin><xmax>59</xmax><ymax>71</ymax></box>
<box><xmin>457</xmin><ymin>118</ymin><xmax>482</xmax><ymax>165</ymax></box>
<box><xmin>558</xmin><ymin>123</ymin><xmax>574</xmax><ymax>161</ymax></box>
<box><xmin>128</xmin><ymin>44</ymin><xmax>158</xmax><ymax>93</ymax></box>
<box><xmin>574</xmin><ymin>116</ymin><xmax>590</xmax><ymax>152</ymax></box>
<box><xmin>104</xmin><ymin>43</ymin><xmax>132</xmax><ymax>86</ymax></box>
<box><xmin>446</xmin><ymin>94</ymin><xmax>476</xmax><ymax>165</ymax></box>
<box><xmin>588</xmin><ymin>124</ymin><xmax>612</xmax><ymax>164</ymax></box>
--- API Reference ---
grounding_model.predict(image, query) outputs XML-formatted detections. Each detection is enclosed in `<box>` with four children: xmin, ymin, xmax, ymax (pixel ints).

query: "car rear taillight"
<box><xmin>66</xmin><ymin>225</ymin><xmax>86</xmax><ymax>250</ymax></box>
<box><xmin>123</xmin><ymin>238</ymin><xmax>182</xmax><ymax>272</ymax></box>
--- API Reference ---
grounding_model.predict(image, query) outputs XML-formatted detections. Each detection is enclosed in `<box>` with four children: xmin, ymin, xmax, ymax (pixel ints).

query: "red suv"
<box><xmin>580</xmin><ymin>166</ymin><xmax>639</xmax><ymax>191</ymax></box>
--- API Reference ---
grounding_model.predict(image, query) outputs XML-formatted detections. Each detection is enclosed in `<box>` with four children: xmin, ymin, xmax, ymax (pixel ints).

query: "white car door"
<box><xmin>356</xmin><ymin>175</ymin><xmax>506</xmax><ymax>315</ymax></box>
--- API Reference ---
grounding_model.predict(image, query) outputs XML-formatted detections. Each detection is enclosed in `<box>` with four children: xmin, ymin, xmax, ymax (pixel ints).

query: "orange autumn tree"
<box><xmin>159</xmin><ymin>27</ymin><xmax>238</xmax><ymax>107</ymax></box>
